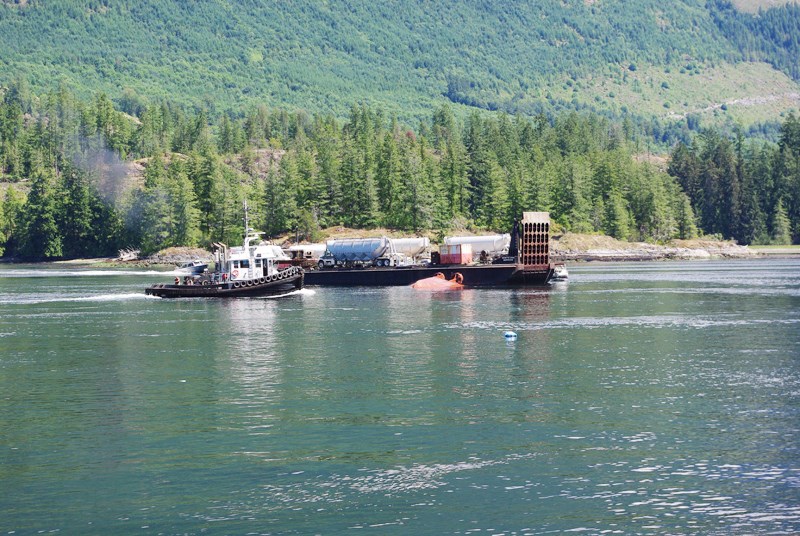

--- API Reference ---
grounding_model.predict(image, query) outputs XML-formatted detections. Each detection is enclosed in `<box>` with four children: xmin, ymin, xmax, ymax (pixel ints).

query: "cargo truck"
<box><xmin>317</xmin><ymin>237</ymin><xmax>429</xmax><ymax>269</ymax></box>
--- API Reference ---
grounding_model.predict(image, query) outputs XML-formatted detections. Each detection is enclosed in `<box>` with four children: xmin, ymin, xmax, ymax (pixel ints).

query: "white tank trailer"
<box><xmin>443</xmin><ymin>234</ymin><xmax>511</xmax><ymax>261</ymax></box>
<box><xmin>318</xmin><ymin>237</ymin><xmax>427</xmax><ymax>268</ymax></box>
<box><xmin>387</xmin><ymin>237</ymin><xmax>430</xmax><ymax>258</ymax></box>
<box><xmin>287</xmin><ymin>243</ymin><xmax>327</xmax><ymax>260</ymax></box>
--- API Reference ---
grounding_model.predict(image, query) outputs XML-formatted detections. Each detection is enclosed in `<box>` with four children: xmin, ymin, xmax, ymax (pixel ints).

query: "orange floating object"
<box><xmin>411</xmin><ymin>272</ymin><xmax>464</xmax><ymax>290</ymax></box>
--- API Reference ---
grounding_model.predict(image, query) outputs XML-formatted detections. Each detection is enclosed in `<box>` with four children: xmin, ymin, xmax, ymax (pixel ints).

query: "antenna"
<box><xmin>243</xmin><ymin>199</ymin><xmax>250</xmax><ymax>238</ymax></box>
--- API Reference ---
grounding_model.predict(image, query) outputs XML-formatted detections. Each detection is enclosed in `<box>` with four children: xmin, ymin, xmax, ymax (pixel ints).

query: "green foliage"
<box><xmin>18</xmin><ymin>163</ymin><xmax>63</xmax><ymax>259</ymax></box>
<box><xmin>0</xmin><ymin>186</ymin><xmax>26</xmax><ymax>255</ymax></box>
<box><xmin>709</xmin><ymin>0</ymin><xmax>800</xmax><ymax>80</ymax></box>
<box><xmin>667</xmin><ymin>115</ymin><xmax>800</xmax><ymax>244</ymax></box>
<box><xmin>2</xmin><ymin>85</ymin><xmax>800</xmax><ymax>259</ymax></box>
<box><xmin>770</xmin><ymin>198</ymin><xmax>792</xmax><ymax>244</ymax></box>
<box><xmin>0</xmin><ymin>0</ymin><xmax>797</xmax><ymax>149</ymax></box>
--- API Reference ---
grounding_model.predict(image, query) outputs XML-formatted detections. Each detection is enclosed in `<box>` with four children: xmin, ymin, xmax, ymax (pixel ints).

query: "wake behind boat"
<box><xmin>146</xmin><ymin>225</ymin><xmax>303</xmax><ymax>298</ymax></box>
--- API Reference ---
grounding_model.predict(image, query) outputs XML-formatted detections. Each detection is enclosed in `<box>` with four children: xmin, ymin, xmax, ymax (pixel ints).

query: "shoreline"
<box><xmin>550</xmin><ymin>233</ymin><xmax>799</xmax><ymax>262</ymax></box>
<box><xmin>2</xmin><ymin>237</ymin><xmax>797</xmax><ymax>267</ymax></box>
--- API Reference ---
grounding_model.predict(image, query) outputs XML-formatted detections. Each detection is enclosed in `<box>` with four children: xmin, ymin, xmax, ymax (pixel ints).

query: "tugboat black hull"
<box><xmin>303</xmin><ymin>264</ymin><xmax>552</xmax><ymax>287</ymax></box>
<box><xmin>145</xmin><ymin>267</ymin><xmax>304</xmax><ymax>298</ymax></box>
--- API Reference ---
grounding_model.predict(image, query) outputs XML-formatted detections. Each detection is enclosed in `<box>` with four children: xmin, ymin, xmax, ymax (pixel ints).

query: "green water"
<box><xmin>1</xmin><ymin>260</ymin><xmax>799</xmax><ymax>535</ymax></box>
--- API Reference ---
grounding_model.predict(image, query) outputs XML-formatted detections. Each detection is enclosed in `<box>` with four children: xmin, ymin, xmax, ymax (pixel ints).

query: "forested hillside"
<box><xmin>1</xmin><ymin>84</ymin><xmax>798</xmax><ymax>260</ymax></box>
<box><xmin>0</xmin><ymin>0</ymin><xmax>798</xmax><ymax>142</ymax></box>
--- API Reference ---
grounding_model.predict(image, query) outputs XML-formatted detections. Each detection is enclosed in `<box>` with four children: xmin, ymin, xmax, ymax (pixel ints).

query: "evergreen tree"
<box><xmin>57</xmin><ymin>163</ymin><xmax>95</xmax><ymax>258</ymax></box>
<box><xmin>339</xmin><ymin>134</ymin><xmax>379</xmax><ymax>228</ymax></box>
<box><xmin>770</xmin><ymin>198</ymin><xmax>792</xmax><ymax>245</ymax></box>
<box><xmin>166</xmin><ymin>158</ymin><xmax>201</xmax><ymax>247</ymax></box>
<box><xmin>263</xmin><ymin>155</ymin><xmax>299</xmax><ymax>237</ymax></box>
<box><xmin>396</xmin><ymin>136</ymin><xmax>434</xmax><ymax>231</ymax></box>
<box><xmin>603</xmin><ymin>191</ymin><xmax>633</xmax><ymax>240</ymax></box>
<box><xmin>210</xmin><ymin>166</ymin><xmax>245</xmax><ymax>245</ymax></box>
<box><xmin>553</xmin><ymin>157</ymin><xmax>593</xmax><ymax>232</ymax></box>
<box><xmin>310</xmin><ymin>115</ymin><xmax>343</xmax><ymax>226</ymax></box>
<box><xmin>136</xmin><ymin>105</ymin><xmax>166</xmax><ymax>156</ymax></box>
<box><xmin>675</xmin><ymin>193</ymin><xmax>699</xmax><ymax>240</ymax></box>
<box><xmin>376</xmin><ymin>131</ymin><xmax>403</xmax><ymax>226</ymax></box>
<box><xmin>188</xmin><ymin>150</ymin><xmax>221</xmax><ymax>237</ymax></box>
<box><xmin>668</xmin><ymin>141</ymin><xmax>702</xmax><ymax>206</ymax></box>
<box><xmin>136</xmin><ymin>153</ymin><xmax>172</xmax><ymax>254</ymax></box>
<box><xmin>440</xmin><ymin>138</ymin><xmax>469</xmax><ymax>220</ymax></box>
<box><xmin>0</xmin><ymin>187</ymin><xmax>25</xmax><ymax>255</ymax></box>
<box><xmin>777</xmin><ymin>113</ymin><xmax>800</xmax><ymax>243</ymax></box>
<box><xmin>19</xmin><ymin>163</ymin><xmax>63</xmax><ymax>259</ymax></box>
<box><xmin>294</xmin><ymin>138</ymin><xmax>327</xmax><ymax>223</ymax></box>
<box><xmin>478</xmin><ymin>156</ymin><xmax>510</xmax><ymax>230</ymax></box>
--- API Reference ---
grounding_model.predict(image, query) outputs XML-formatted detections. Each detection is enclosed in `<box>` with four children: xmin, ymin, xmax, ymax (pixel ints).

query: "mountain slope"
<box><xmin>0</xmin><ymin>0</ymin><xmax>798</xmax><ymax>131</ymax></box>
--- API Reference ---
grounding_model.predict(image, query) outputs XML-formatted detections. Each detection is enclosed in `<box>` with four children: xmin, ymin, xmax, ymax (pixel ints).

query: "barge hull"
<box><xmin>303</xmin><ymin>264</ymin><xmax>552</xmax><ymax>287</ymax></box>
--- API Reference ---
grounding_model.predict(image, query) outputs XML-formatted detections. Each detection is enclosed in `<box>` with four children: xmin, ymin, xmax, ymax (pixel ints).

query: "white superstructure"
<box><xmin>213</xmin><ymin>230</ymin><xmax>292</xmax><ymax>282</ymax></box>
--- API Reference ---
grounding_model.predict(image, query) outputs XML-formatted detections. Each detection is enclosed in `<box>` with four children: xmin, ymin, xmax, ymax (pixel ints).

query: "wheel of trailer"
<box><xmin>318</xmin><ymin>260</ymin><xmax>325</xmax><ymax>269</ymax></box>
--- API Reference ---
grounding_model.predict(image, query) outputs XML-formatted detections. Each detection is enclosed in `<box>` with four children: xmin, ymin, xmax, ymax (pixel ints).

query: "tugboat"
<box><xmin>146</xmin><ymin>208</ymin><xmax>303</xmax><ymax>298</ymax></box>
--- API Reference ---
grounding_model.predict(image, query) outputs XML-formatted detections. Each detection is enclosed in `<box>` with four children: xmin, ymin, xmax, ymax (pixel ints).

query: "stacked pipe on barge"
<box><xmin>302</xmin><ymin>212</ymin><xmax>554</xmax><ymax>287</ymax></box>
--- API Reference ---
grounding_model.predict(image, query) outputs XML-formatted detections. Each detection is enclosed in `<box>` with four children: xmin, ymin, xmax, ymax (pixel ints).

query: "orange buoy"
<box><xmin>411</xmin><ymin>272</ymin><xmax>464</xmax><ymax>290</ymax></box>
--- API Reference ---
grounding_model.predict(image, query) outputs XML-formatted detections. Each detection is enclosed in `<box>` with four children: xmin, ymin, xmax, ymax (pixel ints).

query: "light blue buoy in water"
<box><xmin>504</xmin><ymin>331</ymin><xmax>517</xmax><ymax>341</ymax></box>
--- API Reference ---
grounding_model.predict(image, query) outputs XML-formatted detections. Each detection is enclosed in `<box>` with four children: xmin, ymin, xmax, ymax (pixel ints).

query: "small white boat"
<box><xmin>552</xmin><ymin>263</ymin><xmax>568</xmax><ymax>281</ymax></box>
<box><xmin>176</xmin><ymin>260</ymin><xmax>208</xmax><ymax>274</ymax></box>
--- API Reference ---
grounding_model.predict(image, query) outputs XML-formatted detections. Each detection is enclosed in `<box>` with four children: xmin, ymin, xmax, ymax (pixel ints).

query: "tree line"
<box><xmin>0</xmin><ymin>84</ymin><xmax>798</xmax><ymax>259</ymax></box>
<box><xmin>669</xmin><ymin>115</ymin><xmax>800</xmax><ymax>245</ymax></box>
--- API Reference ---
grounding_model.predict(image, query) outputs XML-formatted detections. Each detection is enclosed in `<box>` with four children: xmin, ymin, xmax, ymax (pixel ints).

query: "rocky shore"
<box><xmin>54</xmin><ymin>233</ymin><xmax>788</xmax><ymax>269</ymax></box>
<box><xmin>550</xmin><ymin>233</ymin><xmax>757</xmax><ymax>262</ymax></box>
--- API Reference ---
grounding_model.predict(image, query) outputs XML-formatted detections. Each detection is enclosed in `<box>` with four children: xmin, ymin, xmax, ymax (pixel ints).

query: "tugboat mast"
<box><xmin>243</xmin><ymin>199</ymin><xmax>250</xmax><ymax>239</ymax></box>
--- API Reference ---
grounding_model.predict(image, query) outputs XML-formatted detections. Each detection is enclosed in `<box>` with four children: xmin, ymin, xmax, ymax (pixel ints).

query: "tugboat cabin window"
<box><xmin>240</xmin><ymin>260</ymin><xmax>250</xmax><ymax>268</ymax></box>
<box><xmin>255</xmin><ymin>259</ymin><xmax>262</xmax><ymax>268</ymax></box>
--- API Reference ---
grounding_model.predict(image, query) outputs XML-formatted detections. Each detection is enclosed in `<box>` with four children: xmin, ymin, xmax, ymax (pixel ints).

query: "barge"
<box><xmin>303</xmin><ymin>212</ymin><xmax>554</xmax><ymax>287</ymax></box>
